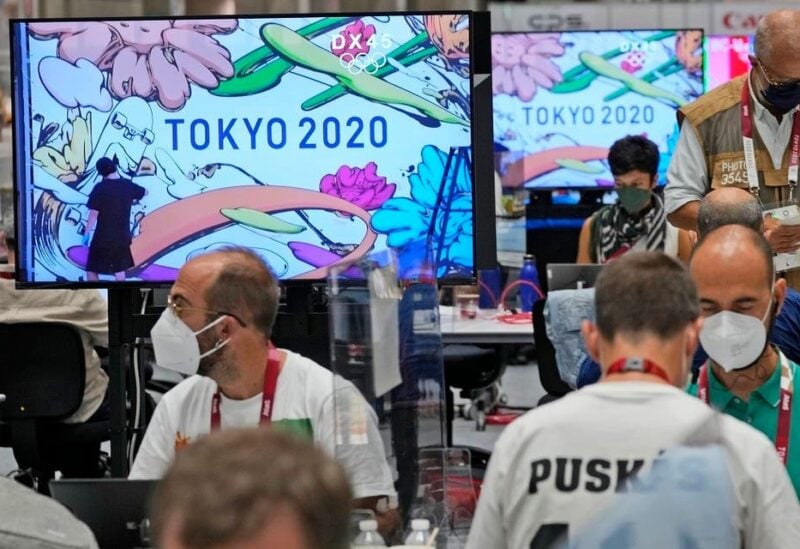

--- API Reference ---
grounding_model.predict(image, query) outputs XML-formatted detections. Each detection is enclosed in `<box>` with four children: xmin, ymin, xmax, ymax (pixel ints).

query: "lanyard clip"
<box><xmin>749</xmin><ymin>185</ymin><xmax>764</xmax><ymax>209</ymax></box>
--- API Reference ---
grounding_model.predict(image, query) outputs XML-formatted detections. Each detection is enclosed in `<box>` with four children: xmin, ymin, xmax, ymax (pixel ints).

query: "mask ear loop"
<box><xmin>199</xmin><ymin>337</ymin><xmax>230</xmax><ymax>359</ymax></box>
<box><xmin>194</xmin><ymin>315</ymin><xmax>231</xmax><ymax>359</ymax></box>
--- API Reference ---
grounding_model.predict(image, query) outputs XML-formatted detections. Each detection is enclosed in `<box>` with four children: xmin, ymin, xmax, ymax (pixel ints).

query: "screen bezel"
<box><xmin>491</xmin><ymin>28</ymin><xmax>705</xmax><ymax>192</ymax></box>
<box><xmin>10</xmin><ymin>10</ymin><xmax>483</xmax><ymax>289</ymax></box>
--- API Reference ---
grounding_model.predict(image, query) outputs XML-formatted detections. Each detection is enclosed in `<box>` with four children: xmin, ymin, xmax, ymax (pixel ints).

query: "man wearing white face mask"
<box><xmin>689</xmin><ymin>224</ymin><xmax>800</xmax><ymax>494</ymax></box>
<box><xmin>467</xmin><ymin>251</ymin><xmax>800</xmax><ymax>549</ymax></box>
<box><xmin>129</xmin><ymin>246</ymin><xmax>399</xmax><ymax>537</ymax></box>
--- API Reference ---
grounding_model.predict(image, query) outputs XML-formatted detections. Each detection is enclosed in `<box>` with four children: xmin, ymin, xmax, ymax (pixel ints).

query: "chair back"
<box><xmin>0</xmin><ymin>322</ymin><xmax>85</xmax><ymax>420</ymax></box>
<box><xmin>532</xmin><ymin>299</ymin><xmax>572</xmax><ymax>397</ymax></box>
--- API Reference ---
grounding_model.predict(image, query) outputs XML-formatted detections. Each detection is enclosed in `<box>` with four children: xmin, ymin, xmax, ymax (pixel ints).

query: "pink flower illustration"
<box><xmin>320</xmin><ymin>162</ymin><xmax>396</xmax><ymax>216</ymax></box>
<box><xmin>28</xmin><ymin>19</ymin><xmax>238</xmax><ymax>111</ymax></box>
<box><xmin>331</xmin><ymin>19</ymin><xmax>376</xmax><ymax>58</ymax></box>
<box><xmin>621</xmin><ymin>51</ymin><xmax>646</xmax><ymax>74</ymax></box>
<box><xmin>492</xmin><ymin>33</ymin><xmax>565</xmax><ymax>102</ymax></box>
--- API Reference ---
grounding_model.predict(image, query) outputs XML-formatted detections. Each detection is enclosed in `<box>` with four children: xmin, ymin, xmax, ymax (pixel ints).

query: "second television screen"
<box><xmin>492</xmin><ymin>30</ymin><xmax>704</xmax><ymax>189</ymax></box>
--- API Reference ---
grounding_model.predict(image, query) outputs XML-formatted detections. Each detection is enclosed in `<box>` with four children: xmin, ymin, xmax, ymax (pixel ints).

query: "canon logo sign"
<box><xmin>722</xmin><ymin>11</ymin><xmax>765</xmax><ymax>31</ymax></box>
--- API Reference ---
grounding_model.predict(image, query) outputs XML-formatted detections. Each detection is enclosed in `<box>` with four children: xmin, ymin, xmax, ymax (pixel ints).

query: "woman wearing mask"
<box><xmin>577</xmin><ymin>135</ymin><xmax>693</xmax><ymax>264</ymax></box>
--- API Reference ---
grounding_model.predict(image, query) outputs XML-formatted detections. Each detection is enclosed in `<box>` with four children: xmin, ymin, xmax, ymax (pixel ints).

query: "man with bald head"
<box><xmin>667</xmin><ymin>10</ymin><xmax>800</xmax><ymax>286</ymax></box>
<box><xmin>690</xmin><ymin>225</ymin><xmax>800</xmax><ymax>494</ymax></box>
<box><xmin>697</xmin><ymin>186</ymin><xmax>764</xmax><ymax>235</ymax></box>
<box><xmin>130</xmin><ymin>246</ymin><xmax>399</xmax><ymax>535</ymax></box>
<box><xmin>697</xmin><ymin>188</ymin><xmax>800</xmax><ymax>363</ymax></box>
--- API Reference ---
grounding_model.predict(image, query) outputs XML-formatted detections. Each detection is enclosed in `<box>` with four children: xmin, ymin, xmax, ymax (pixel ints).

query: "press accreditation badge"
<box><xmin>763</xmin><ymin>202</ymin><xmax>800</xmax><ymax>272</ymax></box>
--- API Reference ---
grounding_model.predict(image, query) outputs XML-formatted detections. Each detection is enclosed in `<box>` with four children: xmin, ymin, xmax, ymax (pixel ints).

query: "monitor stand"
<box><xmin>271</xmin><ymin>284</ymin><xmax>331</xmax><ymax>369</ymax></box>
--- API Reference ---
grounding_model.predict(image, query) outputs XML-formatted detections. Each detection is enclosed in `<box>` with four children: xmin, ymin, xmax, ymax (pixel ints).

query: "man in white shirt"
<box><xmin>666</xmin><ymin>10</ymin><xmax>800</xmax><ymax>261</ymax></box>
<box><xmin>467</xmin><ymin>251</ymin><xmax>800</xmax><ymax>549</ymax></box>
<box><xmin>130</xmin><ymin>246</ymin><xmax>398</xmax><ymax>536</ymax></box>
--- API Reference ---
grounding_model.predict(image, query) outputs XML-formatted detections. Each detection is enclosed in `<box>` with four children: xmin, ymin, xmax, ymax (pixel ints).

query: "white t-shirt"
<box><xmin>130</xmin><ymin>350</ymin><xmax>396</xmax><ymax>499</ymax></box>
<box><xmin>466</xmin><ymin>382</ymin><xmax>800</xmax><ymax>549</ymax></box>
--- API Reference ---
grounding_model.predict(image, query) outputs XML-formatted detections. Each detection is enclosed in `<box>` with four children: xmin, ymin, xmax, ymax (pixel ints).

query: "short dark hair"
<box><xmin>152</xmin><ymin>428</ymin><xmax>352</xmax><ymax>549</ymax></box>
<box><xmin>608</xmin><ymin>135</ymin><xmax>660</xmax><ymax>177</ymax></box>
<box><xmin>95</xmin><ymin>157</ymin><xmax>117</xmax><ymax>176</ymax></box>
<box><xmin>692</xmin><ymin>225</ymin><xmax>774</xmax><ymax>288</ymax></box>
<box><xmin>203</xmin><ymin>246</ymin><xmax>280</xmax><ymax>341</ymax></box>
<box><xmin>697</xmin><ymin>194</ymin><xmax>763</xmax><ymax>237</ymax></box>
<box><xmin>595</xmin><ymin>251</ymin><xmax>699</xmax><ymax>341</ymax></box>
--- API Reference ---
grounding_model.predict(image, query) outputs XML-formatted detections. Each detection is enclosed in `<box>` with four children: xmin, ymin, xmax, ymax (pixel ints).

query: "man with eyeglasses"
<box><xmin>129</xmin><ymin>246</ymin><xmax>399</xmax><ymax>538</ymax></box>
<box><xmin>666</xmin><ymin>10</ymin><xmax>800</xmax><ymax>287</ymax></box>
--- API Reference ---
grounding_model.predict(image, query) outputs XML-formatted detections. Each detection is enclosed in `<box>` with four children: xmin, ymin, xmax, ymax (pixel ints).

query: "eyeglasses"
<box><xmin>167</xmin><ymin>295</ymin><xmax>246</xmax><ymax>327</ymax></box>
<box><xmin>757</xmin><ymin>59</ymin><xmax>800</xmax><ymax>90</ymax></box>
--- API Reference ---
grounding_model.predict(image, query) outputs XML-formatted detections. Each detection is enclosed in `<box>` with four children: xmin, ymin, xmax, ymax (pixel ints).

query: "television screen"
<box><xmin>704</xmin><ymin>34</ymin><xmax>753</xmax><ymax>91</ymax></box>
<box><xmin>11</xmin><ymin>13</ymin><xmax>476</xmax><ymax>285</ymax></box>
<box><xmin>492</xmin><ymin>30</ymin><xmax>704</xmax><ymax>189</ymax></box>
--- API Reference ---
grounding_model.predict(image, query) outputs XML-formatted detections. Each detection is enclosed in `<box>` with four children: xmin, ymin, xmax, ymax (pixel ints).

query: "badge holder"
<box><xmin>762</xmin><ymin>188</ymin><xmax>800</xmax><ymax>272</ymax></box>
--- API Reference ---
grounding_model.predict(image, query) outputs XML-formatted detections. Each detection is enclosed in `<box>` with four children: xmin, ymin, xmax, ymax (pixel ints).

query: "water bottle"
<box><xmin>519</xmin><ymin>254</ymin><xmax>540</xmax><ymax>312</ymax></box>
<box><xmin>352</xmin><ymin>519</ymin><xmax>386</xmax><ymax>547</ymax></box>
<box><xmin>404</xmin><ymin>518</ymin><xmax>431</xmax><ymax>546</ymax></box>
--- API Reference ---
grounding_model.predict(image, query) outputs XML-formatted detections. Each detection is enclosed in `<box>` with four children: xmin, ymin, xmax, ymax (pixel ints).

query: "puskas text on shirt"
<box><xmin>529</xmin><ymin>454</ymin><xmax>708</xmax><ymax>495</ymax></box>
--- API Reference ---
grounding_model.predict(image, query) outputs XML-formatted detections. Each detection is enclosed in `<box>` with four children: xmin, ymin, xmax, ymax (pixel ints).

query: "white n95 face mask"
<box><xmin>699</xmin><ymin>304</ymin><xmax>771</xmax><ymax>373</ymax></box>
<box><xmin>150</xmin><ymin>307</ymin><xmax>229</xmax><ymax>376</ymax></box>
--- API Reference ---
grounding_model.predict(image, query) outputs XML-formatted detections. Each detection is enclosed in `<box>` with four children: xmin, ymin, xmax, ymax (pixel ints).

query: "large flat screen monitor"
<box><xmin>11</xmin><ymin>13</ymin><xmax>481</xmax><ymax>286</ymax></box>
<box><xmin>704</xmin><ymin>34</ymin><xmax>753</xmax><ymax>91</ymax></box>
<box><xmin>492</xmin><ymin>29</ymin><xmax>704</xmax><ymax>190</ymax></box>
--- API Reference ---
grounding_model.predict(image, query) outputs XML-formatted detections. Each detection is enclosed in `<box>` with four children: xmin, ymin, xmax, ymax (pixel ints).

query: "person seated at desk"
<box><xmin>576</xmin><ymin>186</ymin><xmax>800</xmax><ymax>388</ymax></box>
<box><xmin>689</xmin><ymin>225</ymin><xmax>800</xmax><ymax>495</ymax></box>
<box><xmin>130</xmin><ymin>246</ymin><xmax>399</xmax><ymax>538</ymax></box>
<box><xmin>0</xmin><ymin>228</ymin><xmax>109</xmax><ymax>478</ymax></box>
<box><xmin>152</xmin><ymin>428</ymin><xmax>352</xmax><ymax>549</ymax></box>
<box><xmin>576</xmin><ymin>135</ymin><xmax>692</xmax><ymax>264</ymax></box>
<box><xmin>698</xmin><ymin>187</ymin><xmax>800</xmax><ymax>364</ymax></box>
<box><xmin>466</xmin><ymin>251</ymin><xmax>800</xmax><ymax>549</ymax></box>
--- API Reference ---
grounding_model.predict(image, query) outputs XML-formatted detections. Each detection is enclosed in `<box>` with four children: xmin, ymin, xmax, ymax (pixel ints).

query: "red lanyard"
<box><xmin>740</xmin><ymin>77</ymin><xmax>800</xmax><ymax>196</ymax></box>
<box><xmin>606</xmin><ymin>357</ymin><xmax>671</xmax><ymax>384</ymax></box>
<box><xmin>211</xmin><ymin>344</ymin><xmax>282</xmax><ymax>431</ymax></box>
<box><xmin>698</xmin><ymin>354</ymin><xmax>795</xmax><ymax>465</ymax></box>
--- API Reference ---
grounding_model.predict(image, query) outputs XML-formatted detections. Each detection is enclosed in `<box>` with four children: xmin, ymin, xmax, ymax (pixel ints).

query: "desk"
<box><xmin>439</xmin><ymin>306</ymin><xmax>533</xmax><ymax>345</ymax></box>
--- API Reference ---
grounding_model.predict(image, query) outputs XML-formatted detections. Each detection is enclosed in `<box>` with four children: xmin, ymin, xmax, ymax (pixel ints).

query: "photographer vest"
<box><xmin>678</xmin><ymin>74</ymin><xmax>793</xmax><ymax>206</ymax></box>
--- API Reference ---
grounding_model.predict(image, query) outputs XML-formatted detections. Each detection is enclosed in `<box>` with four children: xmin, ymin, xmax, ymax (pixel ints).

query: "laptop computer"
<box><xmin>546</xmin><ymin>263</ymin><xmax>604</xmax><ymax>291</ymax></box>
<box><xmin>50</xmin><ymin>479</ymin><xmax>157</xmax><ymax>549</ymax></box>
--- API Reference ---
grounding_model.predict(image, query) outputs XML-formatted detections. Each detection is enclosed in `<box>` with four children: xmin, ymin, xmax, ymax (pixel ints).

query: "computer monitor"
<box><xmin>546</xmin><ymin>263</ymin><xmax>603</xmax><ymax>291</ymax></box>
<box><xmin>492</xmin><ymin>29</ymin><xmax>704</xmax><ymax>189</ymax></box>
<box><xmin>49</xmin><ymin>479</ymin><xmax>157</xmax><ymax>549</ymax></box>
<box><xmin>11</xmin><ymin>13</ymin><xmax>489</xmax><ymax>286</ymax></box>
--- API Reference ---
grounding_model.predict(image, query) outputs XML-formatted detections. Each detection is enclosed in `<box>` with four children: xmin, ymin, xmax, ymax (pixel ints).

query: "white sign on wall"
<box><xmin>489</xmin><ymin>2</ymin><xmax>799</xmax><ymax>35</ymax></box>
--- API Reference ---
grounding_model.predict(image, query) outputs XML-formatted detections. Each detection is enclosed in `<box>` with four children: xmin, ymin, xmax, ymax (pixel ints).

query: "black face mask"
<box><xmin>762</xmin><ymin>84</ymin><xmax>800</xmax><ymax>113</ymax></box>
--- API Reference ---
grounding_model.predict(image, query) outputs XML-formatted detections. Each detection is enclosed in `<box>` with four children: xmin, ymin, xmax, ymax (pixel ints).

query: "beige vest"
<box><xmin>680</xmin><ymin>74</ymin><xmax>800</xmax><ymax>288</ymax></box>
<box><xmin>679</xmin><ymin>74</ymin><xmax>794</xmax><ymax>205</ymax></box>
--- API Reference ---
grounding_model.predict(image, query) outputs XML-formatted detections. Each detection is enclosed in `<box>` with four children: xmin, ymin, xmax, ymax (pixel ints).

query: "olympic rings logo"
<box><xmin>338</xmin><ymin>52</ymin><xmax>387</xmax><ymax>75</ymax></box>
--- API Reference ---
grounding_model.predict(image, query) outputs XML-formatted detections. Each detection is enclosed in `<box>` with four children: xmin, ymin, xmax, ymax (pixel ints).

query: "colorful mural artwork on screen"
<box><xmin>492</xmin><ymin>30</ymin><xmax>704</xmax><ymax>189</ymax></box>
<box><xmin>14</xmin><ymin>14</ymin><xmax>474</xmax><ymax>283</ymax></box>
